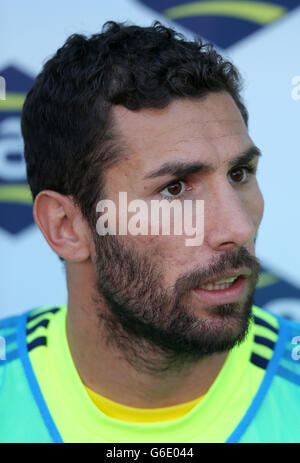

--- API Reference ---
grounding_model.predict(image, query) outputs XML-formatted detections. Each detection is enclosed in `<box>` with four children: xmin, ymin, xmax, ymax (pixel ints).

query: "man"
<box><xmin>0</xmin><ymin>21</ymin><xmax>299</xmax><ymax>443</ymax></box>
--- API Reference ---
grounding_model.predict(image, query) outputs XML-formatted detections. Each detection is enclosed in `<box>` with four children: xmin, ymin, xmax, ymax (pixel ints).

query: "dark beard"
<box><xmin>93</xmin><ymin>234</ymin><xmax>260</xmax><ymax>375</ymax></box>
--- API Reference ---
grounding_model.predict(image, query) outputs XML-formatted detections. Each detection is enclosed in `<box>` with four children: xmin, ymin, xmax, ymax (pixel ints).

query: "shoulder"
<box><xmin>0</xmin><ymin>306</ymin><xmax>65</xmax><ymax>442</ymax></box>
<box><xmin>252</xmin><ymin>304</ymin><xmax>300</xmax><ymax>382</ymax></box>
<box><xmin>252</xmin><ymin>304</ymin><xmax>300</xmax><ymax>336</ymax></box>
<box><xmin>245</xmin><ymin>305</ymin><xmax>300</xmax><ymax>374</ymax></box>
<box><xmin>0</xmin><ymin>306</ymin><xmax>66</xmax><ymax>361</ymax></box>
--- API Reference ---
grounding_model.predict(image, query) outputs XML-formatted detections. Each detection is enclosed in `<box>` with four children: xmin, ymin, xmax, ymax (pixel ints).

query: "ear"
<box><xmin>33</xmin><ymin>190</ymin><xmax>91</xmax><ymax>262</ymax></box>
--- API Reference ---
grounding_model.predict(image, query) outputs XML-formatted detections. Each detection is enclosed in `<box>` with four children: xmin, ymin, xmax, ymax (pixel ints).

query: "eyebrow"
<box><xmin>143</xmin><ymin>145</ymin><xmax>262</xmax><ymax>180</ymax></box>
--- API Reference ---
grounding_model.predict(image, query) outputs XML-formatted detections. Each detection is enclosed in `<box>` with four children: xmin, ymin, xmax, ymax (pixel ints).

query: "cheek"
<box><xmin>254</xmin><ymin>186</ymin><xmax>264</xmax><ymax>227</ymax></box>
<box><xmin>245</xmin><ymin>182</ymin><xmax>265</xmax><ymax>229</ymax></box>
<box><xmin>132</xmin><ymin>234</ymin><xmax>196</xmax><ymax>267</ymax></box>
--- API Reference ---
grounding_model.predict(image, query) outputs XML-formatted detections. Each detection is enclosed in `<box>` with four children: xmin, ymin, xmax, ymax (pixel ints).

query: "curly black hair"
<box><xmin>21</xmin><ymin>21</ymin><xmax>248</xmax><ymax>226</ymax></box>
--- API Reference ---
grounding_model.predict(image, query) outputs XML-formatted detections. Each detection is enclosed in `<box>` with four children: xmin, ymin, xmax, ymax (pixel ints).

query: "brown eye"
<box><xmin>161</xmin><ymin>180</ymin><xmax>186</xmax><ymax>197</ymax></box>
<box><xmin>167</xmin><ymin>182</ymin><xmax>183</xmax><ymax>195</ymax></box>
<box><xmin>229</xmin><ymin>167</ymin><xmax>247</xmax><ymax>184</ymax></box>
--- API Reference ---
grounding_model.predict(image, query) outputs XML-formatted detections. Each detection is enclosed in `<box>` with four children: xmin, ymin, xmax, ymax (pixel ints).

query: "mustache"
<box><xmin>174</xmin><ymin>247</ymin><xmax>261</xmax><ymax>297</ymax></box>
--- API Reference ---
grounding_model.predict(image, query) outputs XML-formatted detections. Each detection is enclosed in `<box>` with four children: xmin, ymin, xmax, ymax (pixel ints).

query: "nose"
<box><xmin>205</xmin><ymin>183</ymin><xmax>256</xmax><ymax>252</ymax></box>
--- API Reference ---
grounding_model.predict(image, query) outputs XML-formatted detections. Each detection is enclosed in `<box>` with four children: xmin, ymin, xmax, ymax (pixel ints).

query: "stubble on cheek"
<box><xmin>133</xmin><ymin>234</ymin><xmax>197</xmax><ymax>277</ymax></box>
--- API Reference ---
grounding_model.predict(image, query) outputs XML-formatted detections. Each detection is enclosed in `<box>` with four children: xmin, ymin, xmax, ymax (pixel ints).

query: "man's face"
<box><xmin>91</xmin><ymin>92</ymin><xmax>264</xmax><ymax>374</ymax></box>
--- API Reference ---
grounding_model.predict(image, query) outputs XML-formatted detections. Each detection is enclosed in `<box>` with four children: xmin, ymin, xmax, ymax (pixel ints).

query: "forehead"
<box><xmin>110</xmin><ymin>92</ymin><xmax>251</xmax><ymax>175</ymax></box>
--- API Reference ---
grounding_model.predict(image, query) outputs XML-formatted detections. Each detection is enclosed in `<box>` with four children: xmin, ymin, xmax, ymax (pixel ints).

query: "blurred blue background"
<box><xmin>0</xmin><ymin>0</ymin><xmax>299</xmax><ymax>319</ymax></box>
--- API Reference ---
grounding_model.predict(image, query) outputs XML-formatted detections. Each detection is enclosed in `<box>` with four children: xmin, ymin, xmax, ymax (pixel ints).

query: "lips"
<box><xmin>196</xmin><ymin>269</ymin><xmax>251</xmax><ymax>289</ymax></box>
<box><xmin>199</xmin><ymin>275</ymin><xmax>238</xmax><ymax>291</ymax></box>
<box><xmin>193</xmin><ymin>274</ymin><xmax>250</xmax><ymax>305</ymax></box>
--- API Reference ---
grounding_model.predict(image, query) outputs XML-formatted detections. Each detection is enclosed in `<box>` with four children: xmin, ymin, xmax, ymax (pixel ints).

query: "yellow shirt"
<box><xmin>85</xmin><ymin>386</ymin><xmax>204</xmax><ymax>423</ymax></box>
